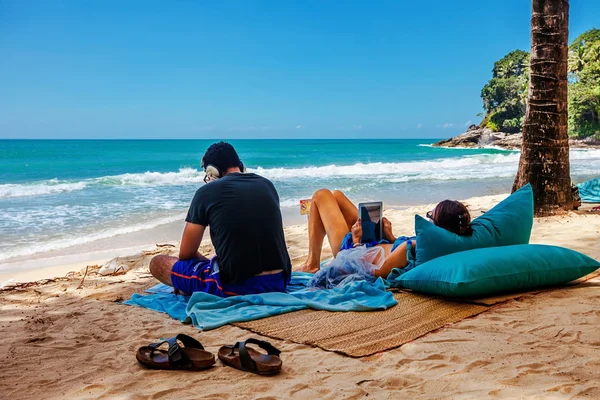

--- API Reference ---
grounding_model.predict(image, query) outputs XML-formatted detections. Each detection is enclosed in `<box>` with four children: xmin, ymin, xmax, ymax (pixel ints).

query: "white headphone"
<box><xmin>203</xmin><ymin>161</ymin><xmax>246</xmax><ymax>183</ymax></box>
<box><xmin>203</xmin><ymin>165</ymin><xmax>221</xmax><ymax>182</ymax></box>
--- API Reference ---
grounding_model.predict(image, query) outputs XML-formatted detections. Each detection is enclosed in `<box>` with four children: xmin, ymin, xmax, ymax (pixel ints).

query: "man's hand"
<box><xmin>351</xmin><ymin>218</ymin><xmax>362</xmax><ymax>246</ymax></box>
<box><xmin>382</xmin><ymin>217</ymin><xmax>396</xmax><ymax>242</ymax></box>
<box><xmin>179</xmin><ymin>222</ymin><xmax>207</xmax><ymax>260</ymax></box>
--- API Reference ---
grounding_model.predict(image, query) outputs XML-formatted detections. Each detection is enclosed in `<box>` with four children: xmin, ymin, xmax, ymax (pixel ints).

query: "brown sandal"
<box><xmin>218</xmin><ymin>339</ymin><xmax>282</xmax><ymax>375</ymax></box>
<box><xmin>136</xmin><ymin>334</ymin><xmax>215</xmax><ymax>370</ymax></box>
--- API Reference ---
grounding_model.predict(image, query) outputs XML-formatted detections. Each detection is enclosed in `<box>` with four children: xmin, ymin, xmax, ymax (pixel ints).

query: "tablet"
<box><xmin>358</xmin><ymin>201</ymin><xmax>383</xmax><ymax>243</ymax></box>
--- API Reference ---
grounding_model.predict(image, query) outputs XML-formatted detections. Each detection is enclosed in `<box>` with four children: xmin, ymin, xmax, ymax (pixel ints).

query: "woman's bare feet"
<box><xmin>297</xmin><ymin>260</ymin><xmax>320</xmax><ymax>273</ymax></box>
<box><xmin>382</xmin><ymin>217</ymin><xmax>396</xmax><ymax>243</ymax></box>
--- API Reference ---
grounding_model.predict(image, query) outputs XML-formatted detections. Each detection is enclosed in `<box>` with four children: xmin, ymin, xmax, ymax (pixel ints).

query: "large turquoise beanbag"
<box><xmin>398</xmin><ymin>244</ymin><xmax>600</xmax><ymax>298</ymax></box>
<box><xmin>415</xmin><ymin>184</ymin><xmax>534</xmax><ymax>266</ymax></box>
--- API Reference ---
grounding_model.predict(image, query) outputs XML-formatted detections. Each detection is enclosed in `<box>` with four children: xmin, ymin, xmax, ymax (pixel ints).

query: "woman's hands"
<box><xmin>353</xmin><ymin>217</ymin><xmax>395</xmax><ymax>245</ymax></box>
<box><xmin>351</xmin><ymin>218</ymin><xmax>362</xmax><ymax>246</ymax></box>
<box><xmin>382</xmin><ymin>217</ymin><xmax>396</xmax><ymax>243</ymax></box>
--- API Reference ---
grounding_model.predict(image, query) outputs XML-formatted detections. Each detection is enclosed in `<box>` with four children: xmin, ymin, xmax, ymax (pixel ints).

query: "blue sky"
<box><xmin>1</xmin><ymin>1</ymin><xmax>599</xmax><ymax>139</ymax></box>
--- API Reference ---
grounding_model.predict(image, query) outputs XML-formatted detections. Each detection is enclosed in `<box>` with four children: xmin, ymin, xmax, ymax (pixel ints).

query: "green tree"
<box><xmin>481</xmin><ymin>51</ymin><xmax>529</xmax><ymax>132</ymax></box>
<box><xmin>568</xmin><ymin>45</ymin><xmax>587</xmax><ymax>74</ymax></box>
<box><xmin>567</xmin><ymin>28</ymin><xmax>600</xmax><ymax>138</ymax></box>
<box><xmin>481</xmin><ymin>28</ymin><xmax>600</xmax><ymax>138</ymax></box>
<box><xmin>492</xmin><ymin>50</ymin><xmax>530</xmax><ymax>78</ymax></box>
<box><xmin>569</xmin><ymin>29</ymin><xmax>600</xmax><ymax>61</ymax></box>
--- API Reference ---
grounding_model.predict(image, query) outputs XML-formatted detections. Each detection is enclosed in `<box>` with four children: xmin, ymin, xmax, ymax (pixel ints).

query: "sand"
<box><xmin>1</xmin><ymin>194</ymin><xmax>600</xmax><ymax>400</ymax></box>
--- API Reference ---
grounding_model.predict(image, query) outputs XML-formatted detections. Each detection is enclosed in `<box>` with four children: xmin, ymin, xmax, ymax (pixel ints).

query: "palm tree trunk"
<box><xmin>513</xmin><ymin>0</ymin><xmax>572</xmax><ymax>216</ymax></box>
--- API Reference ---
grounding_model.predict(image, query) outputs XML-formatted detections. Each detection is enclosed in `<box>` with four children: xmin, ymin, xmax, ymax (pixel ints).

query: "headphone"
<box><xmin>203</xmin><ymin>160</ymin><xmax>246</xmax><ymax>182</ymax></box>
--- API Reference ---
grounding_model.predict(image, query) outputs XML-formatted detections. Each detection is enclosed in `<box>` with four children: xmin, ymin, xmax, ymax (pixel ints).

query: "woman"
<box><xmin>299</xmin><ymin>189</ymin><xmax>471</xmax><ymax>278</ymax></box>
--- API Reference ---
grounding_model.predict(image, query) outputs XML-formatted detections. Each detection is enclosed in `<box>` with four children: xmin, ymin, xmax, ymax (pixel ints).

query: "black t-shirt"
<box><xmin>185</xmin><ymin>173</ymin><xmax>291</xmax><ymax>284</ymax></box>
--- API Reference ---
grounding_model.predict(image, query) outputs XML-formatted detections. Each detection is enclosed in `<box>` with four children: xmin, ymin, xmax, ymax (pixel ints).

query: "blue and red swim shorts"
<box><xmin>171</xmin><ymin>257</ymin><xmax>287</xmax><ymax>297</ymax></box>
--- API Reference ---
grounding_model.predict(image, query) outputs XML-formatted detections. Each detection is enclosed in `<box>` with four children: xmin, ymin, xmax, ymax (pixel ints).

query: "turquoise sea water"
<box><xmin>1</xmin><ymin>139</ymin><xmax>600</xmax><ymax>264</ymax></box>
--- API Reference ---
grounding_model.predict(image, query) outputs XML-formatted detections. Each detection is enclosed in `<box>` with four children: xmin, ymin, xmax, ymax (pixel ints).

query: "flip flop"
<box><xmin>136</xmin><ymin>334</ymin><xmax>215</xmax><ymax>370</ymax></box>
<box><xmin>218</xmin><ymin>338</ymin><xmax>282</xmax><ymax>375</ymax></box>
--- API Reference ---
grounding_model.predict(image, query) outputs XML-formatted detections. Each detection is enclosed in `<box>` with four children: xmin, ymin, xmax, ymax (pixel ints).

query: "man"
<box><xmin>149</xmin><ymin>141</ymin><xmax>291</xmax><ymax>296</ymax></box>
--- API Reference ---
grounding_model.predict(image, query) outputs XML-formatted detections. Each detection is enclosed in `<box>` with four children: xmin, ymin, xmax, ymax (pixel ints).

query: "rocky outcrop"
<box><xmin>432</xmin><ymin>127</ymin><xmax>522</xmax><ymax>149</ymax></box>
<box><xmin>574</xmin><ymin>136</ymin><xmax>600</xmax><ymax>147</ymax></box>
<box><xmin>433</xmin><ymin>126</ymin><xmax>600</xmax><ymax>150</ymax></box>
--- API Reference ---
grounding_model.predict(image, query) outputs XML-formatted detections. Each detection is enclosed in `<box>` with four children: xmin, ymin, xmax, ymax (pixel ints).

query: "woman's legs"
<box><xmin>300</xmin><ymin>188</ymin><xmax>411</xmax><ymax>278</ymax></box>
<box><xmin>300</xmin><ymin>189</ymin><xmax>353</xmax><ymax>272</ymax></box>
<box><xmin>332</xmin><ymin>190</ymin><xmax>359</xmax><ymax>231</ymax></box>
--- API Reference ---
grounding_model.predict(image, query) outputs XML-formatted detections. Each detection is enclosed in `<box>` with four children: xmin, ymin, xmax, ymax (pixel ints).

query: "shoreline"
<box><xmin>0</xmin><ymin>200</ymin><xmax>416</xmax><ymax>283</ymax></box>
<box><xmin>0</xmin><ymin>246</ymin><xmax>154</xmax><ymax>286</ymax></box>
<box><xmin>0</xmin><ymin>205</ymin><xmax>307</xmax><ymax>270</ymax></box>
<box><xmin>0</xmin><ymin>194</ymin><xmax>503</xmax><ymax>285</ymax></box>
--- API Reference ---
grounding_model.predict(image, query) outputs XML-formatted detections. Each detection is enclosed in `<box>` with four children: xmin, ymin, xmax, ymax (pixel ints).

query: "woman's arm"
<box><xmin>374</xmin><ymin>240</ymin><xmax>416</xmax><ymax>278</ymax></box>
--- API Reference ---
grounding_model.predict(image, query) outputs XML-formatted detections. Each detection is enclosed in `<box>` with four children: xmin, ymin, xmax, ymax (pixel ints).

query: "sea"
<box><xmin>1</xmin><ymin>139</ymin><xmax>600</xmax><ymax>269</ymax></box>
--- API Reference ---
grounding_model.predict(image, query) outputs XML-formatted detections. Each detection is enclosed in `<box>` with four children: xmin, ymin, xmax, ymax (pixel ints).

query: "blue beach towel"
<box><xmin>577</xmin><ymin>178</ymin><xmax>600</xmax><ymax>203</ymax></box>
<box><xmin>124</xmin><ymin>272</ymin><xmax>396</xmax><ymax>330</ymax></box>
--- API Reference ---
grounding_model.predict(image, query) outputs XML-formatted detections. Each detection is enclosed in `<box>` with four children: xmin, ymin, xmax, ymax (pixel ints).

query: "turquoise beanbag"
<box><xmin>395</xmin><ymin>244</ymin><xmax>600</xmax><ymax>298</ymax></box>
<box><xmin>415</xmin><ymin>184</ymin><xmax>534</xmax><ymax>266</ymax></box>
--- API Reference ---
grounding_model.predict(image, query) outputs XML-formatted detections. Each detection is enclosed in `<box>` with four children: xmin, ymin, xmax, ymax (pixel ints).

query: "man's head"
<box><xmin>201</xmin><ymin>141</ymin><xmax>244</xmax><ymax>182</ymax></box>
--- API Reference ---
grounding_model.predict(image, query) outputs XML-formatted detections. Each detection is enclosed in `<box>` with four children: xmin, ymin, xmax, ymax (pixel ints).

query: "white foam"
<box><xmin>251</xmin><ymin>153</ymin><xmax>523</xmax><ymax>180</ymax></box>
<box><xmin>253</xmin><ymin>149</ymin><xmax>600</xmax><ymax>182</ymax></box>
<box><xmin>279</xmin><ymin>198</ymin><xmax>305</xmax><ymax>208</ymax></box>
<box><xmin>0</xmin><ymin>168</ymin><xmax>204</xmax><ymax>200</ymax></box>
<box><xmin>96</xmin><ymin>167</ymin><xmax>204</xmax><ymax>186</ymax></box>
<box><xmin>0</xmin><ymin>180</ymin><xmax>87</xmax><ymax>199</ymax></box>
<box><xmin>3</xmin><ymin>149</ymin><xmax>600</xmax><ymax>200</ymax></box>
<box><xmin>570</xmin><ymin>148</ymin><xmax>600</xmax><ymax>159</ymax></box>
<box><xmin>0</xmin><ymin>213</ymin><xmax>185</xmax><ymax>262</ymax></box>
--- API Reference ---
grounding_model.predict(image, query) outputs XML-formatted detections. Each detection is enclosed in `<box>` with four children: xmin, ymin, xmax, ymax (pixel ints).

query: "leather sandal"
<box><xmin>218</xmin><ymin>338</ymin><xmax>282</xmax><ymax>375</ymax></box>
<box><xmin>136</xmin><ymin>334</ymin><xmax>215</xmax><ymax>370</ymax></box>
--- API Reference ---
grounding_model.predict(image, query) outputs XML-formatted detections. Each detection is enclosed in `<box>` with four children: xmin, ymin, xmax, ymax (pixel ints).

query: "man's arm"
<box><xmin>179</xmin><ymin>222</ymin><xmax>208</xmax><ymax>260</ymax></box>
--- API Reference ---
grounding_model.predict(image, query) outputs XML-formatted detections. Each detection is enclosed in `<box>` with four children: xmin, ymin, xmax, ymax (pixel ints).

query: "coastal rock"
<box><xmin>432</xmin><ymin>127</ymin><xmax>521</xmax><ymax>149</ymax></box>
<box><xmin>433</xmin><ymin>127</ymin><xmax>600</xmax><ymax>150</ymax></box>
<box><xmin>572</xmin><ymin>136</ymin><xmax>600</xmax><ymax>147</ymax></box>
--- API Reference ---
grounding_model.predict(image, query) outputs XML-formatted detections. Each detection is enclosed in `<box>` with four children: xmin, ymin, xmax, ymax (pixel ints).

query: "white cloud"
<box><xmin>443</xmin><ymin>123</ymin><xmax>454</xmax><ymax>128</ymax></box>
<box><xmin>464</xmin><ymin>120</ymin><xmax>472</xmax><ymax>126</ymax></box>
<box><xmin>296</xmin><ymin>125</ymin><xmax>303</xmax><ymax>129</ymax></box>
<box><xmin>417</xmin><ymin>123</ymin><xmax>423</xmax><ymax>129</ymax></box>
<box><xmin>353</xmin><ymin>124</ymin><xmax>363</xmax><ymax>130</ymax></box>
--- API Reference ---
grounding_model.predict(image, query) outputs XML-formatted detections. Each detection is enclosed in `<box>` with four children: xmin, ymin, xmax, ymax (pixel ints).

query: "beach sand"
<box><xmin>1</xmin><ymin>193</ymin><xmax>600</xmax><ymax>399</ymax></box>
